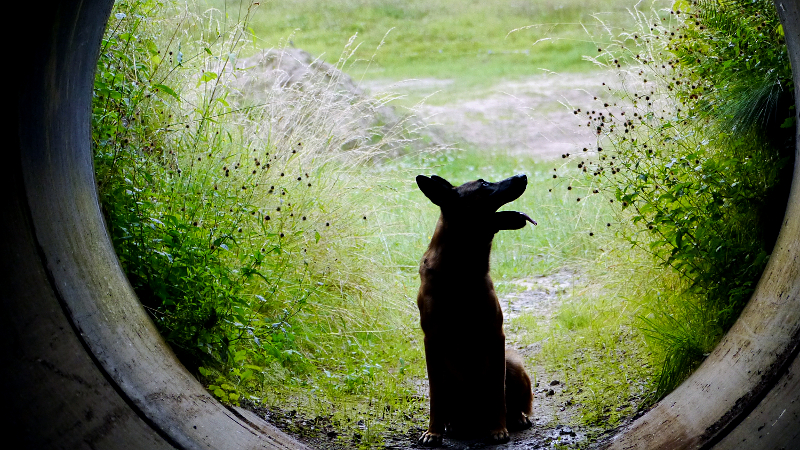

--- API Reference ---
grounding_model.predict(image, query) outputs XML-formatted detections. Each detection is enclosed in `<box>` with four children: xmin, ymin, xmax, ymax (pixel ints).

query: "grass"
<box><xmin>370</xmin><ymin>146</ymin><xmax>663</xmax><ymax>432</ymax></box>
<box><xmin>203</xmin><ymin>0</ymin><xmax>636</xmax><ymax>95</ymax></box>
<box><xmin>94</xmin><ymin>0</ymin><xmax>675</xmax><ymax>447</ymax></box>
<box><xmin>505</xmin><ymin>252</ymin><xmax>665</xmax><ymax>428</ymax></box>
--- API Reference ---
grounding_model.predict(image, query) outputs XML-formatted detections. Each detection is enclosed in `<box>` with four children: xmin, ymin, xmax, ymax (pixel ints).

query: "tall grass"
<box><xmin>560</xmin><ymin>0</ymin><xmax>794</xmax><ymax>399</ymax></box>
<box><xmin>96</xmin><ymin>0</ymin><xmax>753</xmax><ymax>446</ymax></box>
<box><xmin>94</xmin><ymin>1</ymin><xmax>444</xmax><ymax>443</ymax></box>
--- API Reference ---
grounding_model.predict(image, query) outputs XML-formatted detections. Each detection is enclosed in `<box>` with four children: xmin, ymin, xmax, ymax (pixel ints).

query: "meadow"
<box><xmin>92</xmin><ymin>0</ymin><xmax>727</xmax><ymax>447</ymax></box>
<box><xmin>208</xmin><ymin>0</ymin><xmax>635</xmax><ymax>104</ymax></box>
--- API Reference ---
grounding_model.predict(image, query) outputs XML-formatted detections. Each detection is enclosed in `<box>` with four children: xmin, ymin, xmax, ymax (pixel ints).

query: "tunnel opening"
<box><xmin>3</xmin><ymin>0</ymin><xmax>800</xmax><ymax>449</ymax></box>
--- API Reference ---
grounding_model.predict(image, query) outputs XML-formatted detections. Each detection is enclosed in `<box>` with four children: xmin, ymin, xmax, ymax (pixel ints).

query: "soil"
<box><xmin>362</xmin><ymin>72</ymin><xmax>608</xmax><ymax>160</ymax></box>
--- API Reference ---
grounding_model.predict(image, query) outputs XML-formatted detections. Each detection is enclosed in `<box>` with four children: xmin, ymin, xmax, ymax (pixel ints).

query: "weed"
<box><xmin>564</xmin><ymin>0</ymin><xmax>794</xmax><ymax>399</ymax></box>
<box><xmin>96</xmin><ymin>0</ymin><xmax>743</xmax><ymax>445</ymax></box>
<box><xmin>94</xmin><ymin>0</ymin><xmax>438</xmax><ymax>441</ymax></box>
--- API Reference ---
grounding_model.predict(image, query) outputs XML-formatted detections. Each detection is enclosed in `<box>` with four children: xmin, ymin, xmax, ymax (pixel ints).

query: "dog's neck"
<box><xmin>425</xmin><ymin>214</ymin><xmax>495</xmax><ymax>275</ymax></box>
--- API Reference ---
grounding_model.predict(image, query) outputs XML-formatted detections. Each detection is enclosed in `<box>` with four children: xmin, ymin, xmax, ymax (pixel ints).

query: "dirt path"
<box><xmin>363</xmin><ymin>72</ymin><xmax>608</xmax><ymax>160</ymax></box>
<box><xmin>367</xmin><ymin>73</ymin><xmax>608</xmax><ymax>448</ymax></box>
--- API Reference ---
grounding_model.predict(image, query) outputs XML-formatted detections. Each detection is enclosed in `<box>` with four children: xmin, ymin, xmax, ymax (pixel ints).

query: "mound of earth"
<box><xmin>228</xmin><ymin>47</ymin><xmax>443</xmax><ymax>153</ymax></box>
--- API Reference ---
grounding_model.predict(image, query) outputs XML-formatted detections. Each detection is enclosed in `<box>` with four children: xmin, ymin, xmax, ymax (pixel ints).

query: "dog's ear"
<box><xmin>416</xmin><ymin>175</ymin><xmax>456</xmax><ymax>206</ymax></box>
<box><xmin>429</xmin><ymin>175</ymin><xmax>453</xmax><ymax>187</ymax></box>
<box><xmin>493</xmin><ymin>211</ymin><xmax>537</xmax><ymax>231</ymax></box>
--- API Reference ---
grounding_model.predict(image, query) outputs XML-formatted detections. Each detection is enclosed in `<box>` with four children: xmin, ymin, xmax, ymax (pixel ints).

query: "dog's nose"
<box><xmin>513</xmin><ymin>174</ymin><xmax>527</xmax><ymax>183</ymax></box>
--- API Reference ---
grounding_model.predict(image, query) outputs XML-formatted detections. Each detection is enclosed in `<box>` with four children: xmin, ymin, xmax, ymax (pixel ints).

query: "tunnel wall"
<box><xmin>2</xmin><ymin>0</ymin><xmax>799</xmax><ymax>449</ymax></box>
<box><xmin>2</xmin><ymin>1</ymin><xmax>306</xmax><ymax>448</ymax></box>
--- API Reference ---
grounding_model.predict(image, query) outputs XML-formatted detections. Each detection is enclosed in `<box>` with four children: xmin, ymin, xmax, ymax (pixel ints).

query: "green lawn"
<box><xmin>204</xmin><ymin>0</ymin><xmax>634</xmax><ymax>86</ymax></box>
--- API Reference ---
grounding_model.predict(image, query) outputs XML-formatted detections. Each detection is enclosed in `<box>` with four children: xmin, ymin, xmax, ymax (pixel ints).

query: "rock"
<box><xmin>559</xmin><ymin>426</ymin><xmax>576</xmax><ymax>436</ymax></box>
<box><xmin>550</xmin><ymin>379</ymin><xmax>561</xmax><ymax>386</ymax></box>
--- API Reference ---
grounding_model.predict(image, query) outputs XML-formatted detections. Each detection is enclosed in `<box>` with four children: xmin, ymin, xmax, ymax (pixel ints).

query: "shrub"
<box><xmin>93</xmin><ymin>3</ymin><xmax>436</xmax><ymax>434</ymax></box>
<box><xmin>569</xmin><ymin>0</ymin><xmax>794</xmax><ymax>398</ymax></box>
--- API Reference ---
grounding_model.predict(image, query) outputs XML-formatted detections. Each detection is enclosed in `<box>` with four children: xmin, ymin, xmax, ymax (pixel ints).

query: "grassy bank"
<box><xmin>204</xmin><ymin>0</ymin><xmax>634</xmax><ymax>87</ymax></box>
<box><xmin>94</xmin><ymin>0</ymin><xmax>671</xmax><ymax>447</ymax></box>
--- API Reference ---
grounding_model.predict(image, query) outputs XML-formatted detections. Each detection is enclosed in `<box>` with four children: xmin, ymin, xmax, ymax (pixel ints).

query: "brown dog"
<box><xmin>416</xmin><ymin>174</ymin><xmax>536</xmax><ymax>447</ymax></box>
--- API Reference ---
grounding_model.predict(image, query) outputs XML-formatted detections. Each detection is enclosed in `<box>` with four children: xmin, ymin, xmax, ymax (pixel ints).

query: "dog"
<box><xmin>415</xmin><ymin>174</ymin><xmax>536</xmax><ymax>447</ymax></box>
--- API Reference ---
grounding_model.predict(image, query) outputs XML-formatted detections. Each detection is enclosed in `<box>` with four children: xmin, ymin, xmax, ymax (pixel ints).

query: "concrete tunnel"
<box><xmin>2</xmin><ymin>0</ymin><xmax>799</xmax><ymax>448</ymax></box>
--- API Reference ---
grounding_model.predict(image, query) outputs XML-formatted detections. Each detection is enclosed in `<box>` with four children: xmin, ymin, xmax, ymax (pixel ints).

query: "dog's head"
<box><xmin>416</xmin><ymin>174</ymin><xmax>537</xmax><ymax>232</ymax></box>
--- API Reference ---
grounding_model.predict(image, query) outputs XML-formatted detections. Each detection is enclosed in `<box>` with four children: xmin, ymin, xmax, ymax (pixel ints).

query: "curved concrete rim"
<box><xmin>1</xmin><ymin>0</ymin><xmax>798</xmax><ymax>448</ymax></box>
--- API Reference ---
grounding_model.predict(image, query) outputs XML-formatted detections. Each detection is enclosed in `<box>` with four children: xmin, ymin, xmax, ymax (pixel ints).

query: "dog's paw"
<box><xmin>487</xmin><ymin>428</ymin><xmax>510</xmax><ymax>444</ymax></box>
<box><xmin>507</xmin><ymin>412</ymin><xmax>533</xmax><ymax>431</ymax></box>
<box><xmin>418</xmin><ymin>430</ymin><xmax>443</xmax><ymax>447</ymax></box>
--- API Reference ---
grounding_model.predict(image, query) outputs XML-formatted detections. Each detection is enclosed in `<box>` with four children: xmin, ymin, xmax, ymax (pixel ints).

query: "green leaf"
<box><xmin>153</xmin><ymin>84</ymin><xmax>180</xmax><ymax>101</ymax></box>
<box><xmin>197</xmin><ymin>71</ymin><xmax>218</xmax><ymax>85</ymax></box>
<box><xmin>146</xmin><ymin>40</ymin><xmax>159</xmax><ymax>55</ymax></box>
<box><xmin>315</xmin><ymin>231</ymin><xmax>321</xmax><ymax>243</ymax></box>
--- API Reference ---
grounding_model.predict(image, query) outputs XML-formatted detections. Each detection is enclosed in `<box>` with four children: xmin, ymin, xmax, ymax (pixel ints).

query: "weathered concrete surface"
<box><xmin>3</xmin><ymin>0</ymin><xmax>800</xmax><ymax>449</ymax></box>
<box><xmin>605</xmin><ymin>1</ymin><xmax>800</xmax><ymax>449</ymax></box>
<box><xmin>3</xmin><ymin>0</ymin><xmax>307</xmax><ymax>448</ymax></box>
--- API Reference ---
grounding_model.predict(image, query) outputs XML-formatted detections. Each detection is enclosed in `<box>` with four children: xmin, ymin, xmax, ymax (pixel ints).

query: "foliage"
<box><xmin>566</xmin><ymin>0</ymin><xmax>795</xmax><ymax>398</ymax></box>
<box><xmin>93</xmin><ymin>1</ymin><xmax>439</xmax><ymax>443</ymax></box>
<box><xmin>94</xmin><ymin>0</ymin><xmax>239</xmax><ymax>366</ymax></box>
<box><xmin>675</xmin><ymin>0</ymin><xmax>794</xmax><ymax>139</ymax></box>
<box><xmin>97</xmin><ymin>0</ymin><xmax>765</xmax><ymax>444</ymax></box>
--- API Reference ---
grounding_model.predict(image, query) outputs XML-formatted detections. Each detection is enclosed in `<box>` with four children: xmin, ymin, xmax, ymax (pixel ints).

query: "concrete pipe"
<box><xmin>2</xmin><ymin>0</ymin><xmax>306</xmax><ymax>448</ymax></box>
<box><xmin>1</xmin><ymin>0</ymin><xmax>798</xmax><ymax>449</ymax></box>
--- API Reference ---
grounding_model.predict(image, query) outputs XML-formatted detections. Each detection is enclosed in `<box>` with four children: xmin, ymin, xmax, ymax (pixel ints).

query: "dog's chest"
<box><xmin>418</xmin><ymin>271</ymin><xmax>503</xmax><ymax>331</ymax></box>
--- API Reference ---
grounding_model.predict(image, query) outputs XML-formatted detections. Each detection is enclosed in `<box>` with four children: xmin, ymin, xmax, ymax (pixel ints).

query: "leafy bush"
<box><xmin>568</xmin><ymin>0</ymin><xmax>795</xmax><ymax>398</ymax></box>
<box><xmin>93</xmin><ymin>2</ymin><xmax>437</xmax><ymax>443</ymax></box>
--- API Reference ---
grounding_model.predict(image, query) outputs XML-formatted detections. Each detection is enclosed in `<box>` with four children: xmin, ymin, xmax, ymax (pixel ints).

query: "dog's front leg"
<box><xmin>485</xmin><ymin>334</ymin><xmax>510</xmax><ymax>444</ymax></box>
<box><xmin>419</xmin><ymin>334</ymin><xmax>446</xmax><ymax>447</ymax></box>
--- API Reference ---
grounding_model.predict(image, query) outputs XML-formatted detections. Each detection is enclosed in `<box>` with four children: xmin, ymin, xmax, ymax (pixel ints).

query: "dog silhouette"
<box><xmin>416</xmin><ymin>174</ymin><xmax>535</xmax><ymax>446</ymax></box>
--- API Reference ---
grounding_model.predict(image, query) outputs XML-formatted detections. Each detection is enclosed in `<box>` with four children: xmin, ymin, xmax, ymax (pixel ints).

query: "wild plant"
<box><xmin>93</xmin><ymin>0</ymin><xmax>439</xmax><ymax>441</ymax></box>
<box><xmin>562</xmin><ymin>0</ymin><xmax>794</xmax><ymax>398</ymax></box>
